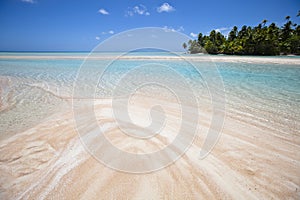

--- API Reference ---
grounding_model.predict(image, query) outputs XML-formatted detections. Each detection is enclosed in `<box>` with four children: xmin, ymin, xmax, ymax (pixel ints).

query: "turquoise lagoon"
<box><xmin>0</xmin><ymin>52</ymin><xmax>299</xmax><ymax>140</ymax></box>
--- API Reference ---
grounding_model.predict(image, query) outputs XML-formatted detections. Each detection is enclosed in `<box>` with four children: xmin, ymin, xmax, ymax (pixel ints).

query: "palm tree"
<box><xmin>228</xmin><ymin>26</ymin><xmax>238</xmax><ymax>42</ymax></box>
<box><xmin>262</xmin><ymin>19</ymin><xmax>268</xmax><ymax>27</ymax></box>
<box><xmin>182</xmin><ymin>42</ymin><xmax>187</xmax><ymax>51</ymax></box>
<box><xmin>209</xmin><ymin>30</ymin><xmax>216</xmax><ymax>43</ymax></box>
<box><xmin>198</xmin><ymin>33</ymin><xmax>203</xmax><ymax>46</ymax></box>
<box><xmin>297</xmin><ymin>10</ymin><xmax>300</xmax><ymax>17</ymax></box>
<box><xmin>285</xmin><ymin>16</ymin><xmax>291</xmax><ymax>21</ymax></box>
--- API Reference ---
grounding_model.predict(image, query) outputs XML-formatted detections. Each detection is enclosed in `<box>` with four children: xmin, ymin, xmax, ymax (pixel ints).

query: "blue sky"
<box><xmin>0</xmin><ymin>0</ymin><xmax>299</xmax><ymax>51</ymax></box>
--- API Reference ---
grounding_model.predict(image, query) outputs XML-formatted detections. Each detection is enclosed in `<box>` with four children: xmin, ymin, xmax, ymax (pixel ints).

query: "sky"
<box><xmin>0</xmin><ymin>0</ymin><xmax>299</xmax><ymax>51</ymax></box>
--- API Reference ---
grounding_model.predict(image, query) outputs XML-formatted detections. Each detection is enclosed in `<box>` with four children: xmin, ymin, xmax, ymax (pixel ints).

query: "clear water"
<box><xmin>0</xmin><ymin>52</ymin><xmax>299</xmax><ymax>140</ymax></box>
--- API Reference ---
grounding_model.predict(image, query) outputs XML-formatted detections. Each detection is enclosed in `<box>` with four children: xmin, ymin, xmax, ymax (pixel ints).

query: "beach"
<box><xmin>1</xmin><ymin>53</ymin><xmax>300</xmax><ymax>65</ymax></box>
<box><xmin>0</xmin><ymin>53</ymin><xmax>299</xmax><ymax>199</ymax></box>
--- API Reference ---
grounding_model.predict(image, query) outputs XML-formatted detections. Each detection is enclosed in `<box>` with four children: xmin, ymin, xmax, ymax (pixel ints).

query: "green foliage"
<box><xmin>183</xmin><ymin>11</ymin><xmax>300</xmax><ymax>55</ymax></box>
<box><xmin>187</xmin><ymin>39</ymin><xmax>204</xmax><ymax>54</ymax></box>
<box><xmin>204</xmin><ymin>40</ymin><xmax>218</xmax><ymax>54</ymax></box>
<box><xmin>182</xmin><ymin>42</ymin><xmax>187</xmax><ymax>50</ymax></box>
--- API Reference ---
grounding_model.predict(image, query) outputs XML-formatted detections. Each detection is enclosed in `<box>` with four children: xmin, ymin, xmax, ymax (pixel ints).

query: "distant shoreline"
<box><xmin>0</xmin><ymin>53</ymin><xmax>299</xmax><ymax>65</ymax></box>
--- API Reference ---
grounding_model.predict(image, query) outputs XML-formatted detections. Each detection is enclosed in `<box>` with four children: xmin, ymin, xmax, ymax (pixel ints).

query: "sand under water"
<box><xmin>0</xmin><ymin>53</ymin><xmax>299</xmax><ymax>199</ymax></box>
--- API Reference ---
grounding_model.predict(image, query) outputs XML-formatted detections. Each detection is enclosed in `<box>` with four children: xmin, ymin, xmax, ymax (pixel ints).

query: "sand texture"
<box><xmin>0</xmin><ymin>96</ymin><xmax>299</xmax><ymax>199</ymax></box>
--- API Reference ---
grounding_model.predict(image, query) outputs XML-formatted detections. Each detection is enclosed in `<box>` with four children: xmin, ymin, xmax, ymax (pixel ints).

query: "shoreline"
<box><xmin>0</xmin><ymin>54</ymin><xmax>300</xmax><ymax>65</ymax></box>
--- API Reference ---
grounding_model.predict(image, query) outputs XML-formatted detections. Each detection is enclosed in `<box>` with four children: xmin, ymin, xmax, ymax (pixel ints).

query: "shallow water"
<box><xmin>0</xmin><ymin>53</ymin><xmax>299</xmax><ymax>140</ymax></box>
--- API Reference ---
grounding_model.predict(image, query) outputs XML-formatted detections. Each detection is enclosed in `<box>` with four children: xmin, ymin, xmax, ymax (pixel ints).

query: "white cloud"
<box><xmin>190</xmin><ymin>32</ymin><xmax>198</xmax><ymax>38</ymax></box>
<box><xmin>163</xmin><ymin>26</ymin><xmax>184</xmax><ymax>32</ymax></box>
<box><xmin>163</xmin><ymin>26</ymin><xmax>175</xmax><ymax>32</ymax></box>
<box><xmin>126</xmin><ymin>5</ymin><xmax>150</xmax><ymax>16</ymax></box>
<box><xmin>157</xmin><ymin>3</ymin><xmax>175</xmax><ymax>13</ymax></box>
<box><xmin>95</xmin><ymin>36</ymin><xmax>100</xmax><ymax>40</ymax></box>
<box><xmin>101</xmin><ymin>30</ymin><xmax>114</xmax><ymax>35</ymax></box>
<box><xmin>215</xmin><ymin>27</ymin><xmax>230</xmax><ymax>33</ymax></box>
<box><xmin>133</xmin><ymin>5</ymin><xmax>150</xmax><ymax>15</ymax></box>
<box><xmin>21</xmin><ymin>0</ymin><xmax>35</xmax><ymax>3</ymax></box>
<box><xmin>98</xmin><ymin>8</ymin><xmax>109</xmax><ymax>15</ymax></box>
<box><xmin>177</xmin><ymin>26</ymin><xmax>184</xmax><ymax>32</ymax></box>
<box><xmin>214</xmin><ymin>27</ymin><xmax>232</xmax><ymax>37</ymax></box>
<box><xmin>126</xmin><ymin>11</ymin><xmax>134</xmax><ymax>17</ymax></box>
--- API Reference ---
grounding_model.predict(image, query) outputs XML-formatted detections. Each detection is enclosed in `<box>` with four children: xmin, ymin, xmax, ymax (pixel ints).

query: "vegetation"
<box><xmin>184</xmin><ymin>12</ymin><xmax>300</xmax><ymax>55</ymax></box>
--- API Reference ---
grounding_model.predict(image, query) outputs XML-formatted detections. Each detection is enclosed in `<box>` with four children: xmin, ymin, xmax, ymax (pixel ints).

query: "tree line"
<box><xmin>183</xmin><ymin>12</ymin><xmax>300</xmax><ymax>55</ymax></box>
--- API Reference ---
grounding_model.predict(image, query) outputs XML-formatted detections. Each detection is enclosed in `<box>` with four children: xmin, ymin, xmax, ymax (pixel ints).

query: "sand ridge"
<box><xmin>0</xmin><ymin>96</ymin><xmax>299</xmax><ymax>199</ymax></box>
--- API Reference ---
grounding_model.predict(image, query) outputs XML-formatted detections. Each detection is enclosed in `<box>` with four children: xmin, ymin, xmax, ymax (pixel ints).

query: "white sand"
<box><xmin>0</xmin><ymin>95</ymin><xmax>299</xmax><ymax>199</ymax></box>
<box><xmin>0</xmin><ymin>54</ymin><xmax>300</xmax><ymax>65</ymax></box>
